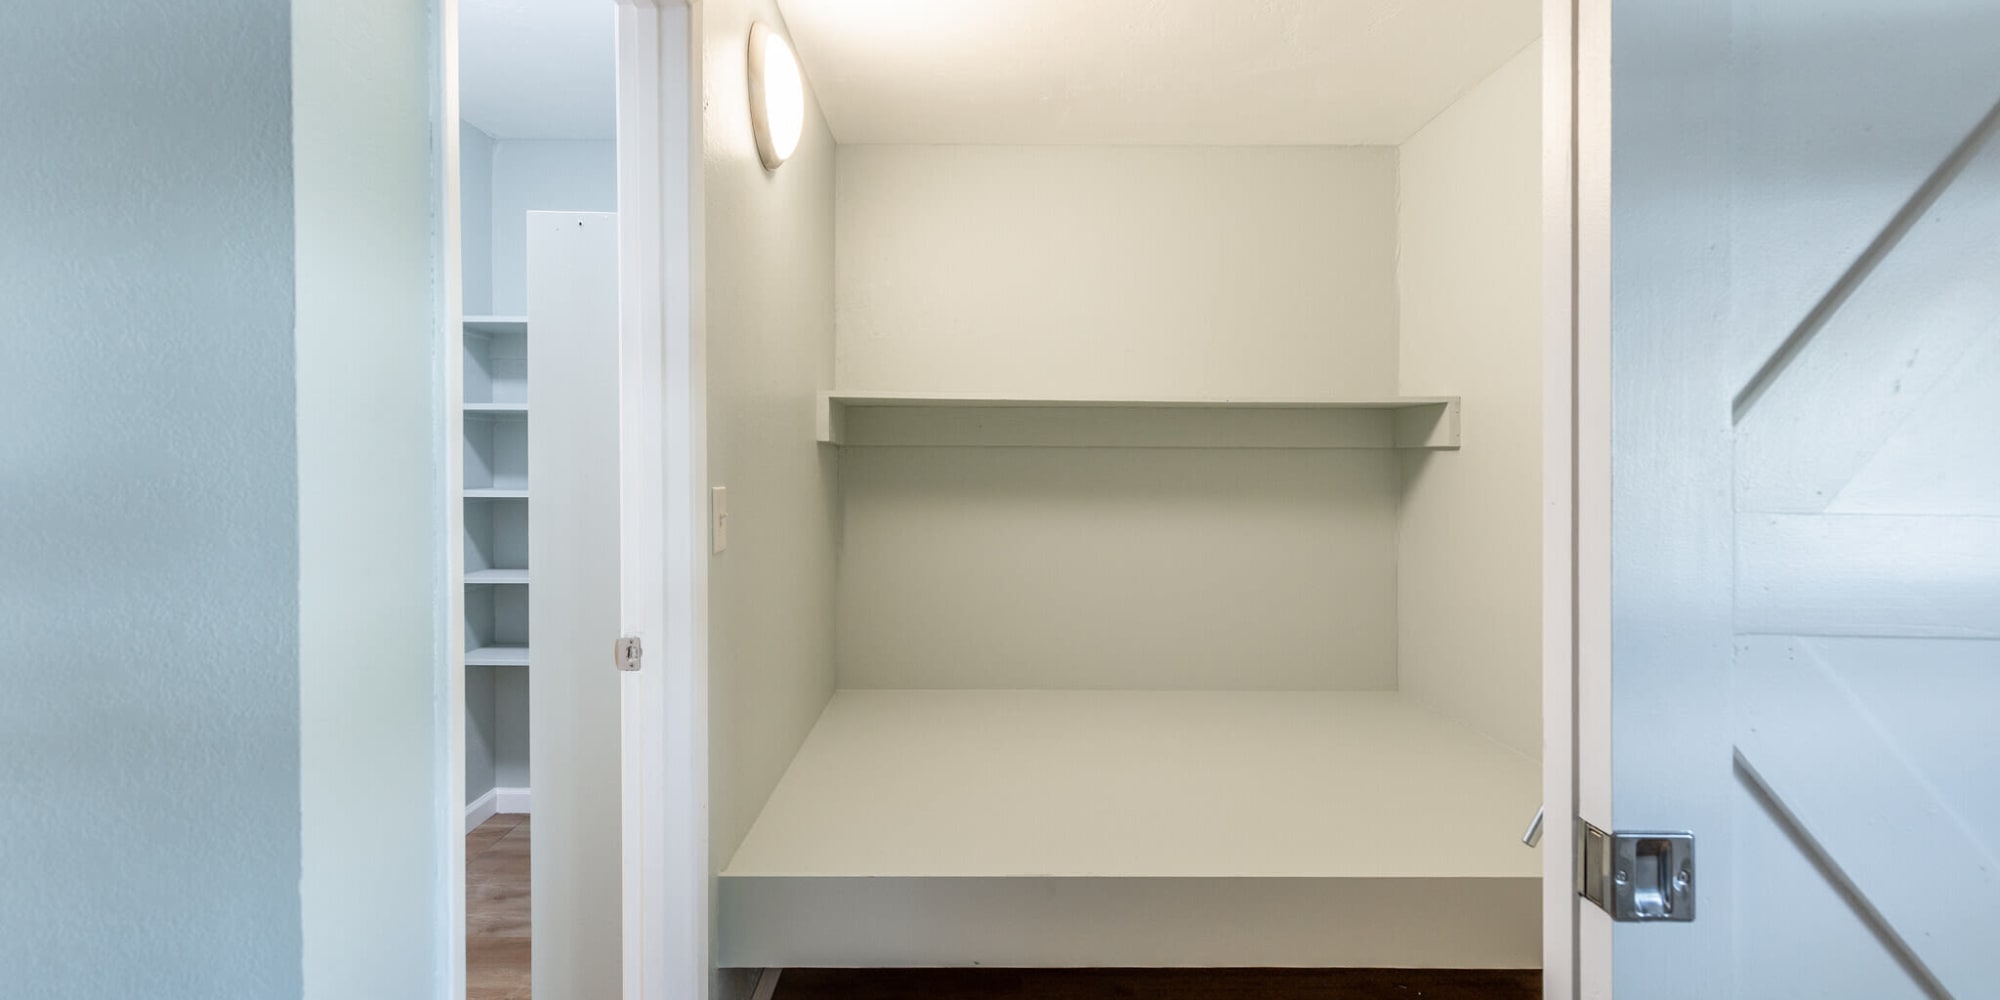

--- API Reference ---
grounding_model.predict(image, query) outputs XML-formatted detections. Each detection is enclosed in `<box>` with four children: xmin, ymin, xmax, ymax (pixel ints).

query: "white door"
<box><xmin>1593</xmin><ymin>1</ymin><xmax>2000</xmax><ymax>996</ymax></box>
<box><xmin>528</xmin><ymin>210</ymin><xmax>629</xmax><ymax>999</ymax></box>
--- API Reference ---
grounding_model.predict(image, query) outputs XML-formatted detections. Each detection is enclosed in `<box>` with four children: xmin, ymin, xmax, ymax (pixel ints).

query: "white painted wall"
<box><xmin>488</xmin><ymin>139</ymin><xmax>617</xmax><ymax>314</ymax></box>
<box><xmin>835</xmin><ymin>145</ymin><xmax>1399</xmax><ymax>398</ymax></box>
<box><xmin>294</xmin><ymin>0</ymin><xmax>445</xmax><ymax>996</ymax></box>
<box><xmin>830</xmin><ymin>145</ymin><xmax>1403</xmax><ymax>691</ymax></box>
<box><xmin>1394</xmin><ymin>42</ymin><xmax>1543</xmax><ymax>757</ymax></box>
<box><xmin>461</xmin><ymin>120</ymin><xmax>496</xmax><ymax>315</ymax></box>
<box><xmin>467</xmin><ymin>664</ymin><xmax>497</xmax><ymax>804</ymax></box>
<box><xmin>837</xmin><ymin>447</ymin><xmax>1399</xmax><ymax>689</ymax></box>
<box><xmin>702</xmin><ymin>0</ymin><xmax>841</xmax><ymax>906</ymax></box>
<box><xmin>494</xmin><ymin>666</ymin><xmax>530</xmax><ymax>789</ymax></box>
<box><xmin>1</xmin><ymin>3</ymin><xmax>303</xmax><ymax>994</ymax></box>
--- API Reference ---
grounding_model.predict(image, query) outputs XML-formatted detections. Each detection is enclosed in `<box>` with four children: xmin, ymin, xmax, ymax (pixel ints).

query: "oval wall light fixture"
<box><xmin>748</xmin><ymin>22</ymin><xmax>805</xmax><ymax>170</ymax></box>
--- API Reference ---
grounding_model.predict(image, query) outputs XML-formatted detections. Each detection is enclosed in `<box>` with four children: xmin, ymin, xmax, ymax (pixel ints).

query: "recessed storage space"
<box><xmin>464</xmin><ymin>580</ymin><xmax>529</xmax><ymax>668</ymax></box>
<box><xmin>463</xmin><ymin>410</ymin><xmax>527</xmax><ymax>492</ymax></box>
<box><xmin>704</xmin><ymin>1</ymin><xmax>1544</xmax><ymax>975</ymax></box>
<box><xmin>463</xmin><ymin>318</ymin><xmax>527</xmax><ymax>406</ymax></box>
<box><xmin>465</xmin><ymin>496</ymin><xmax>529</xmax><ymax>576</ymax></box>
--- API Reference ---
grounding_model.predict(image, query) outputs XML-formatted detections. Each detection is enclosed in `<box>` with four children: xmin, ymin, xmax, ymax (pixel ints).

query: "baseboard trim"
<box><xmin>465</xmin><ymin>789</ymin><xmax>498</xmax><ymax>833</ymax></box>
<box><xmin>465</xmin><ymin>786</ymin><xmax>531</xmax><ymax>833</ymax></box>
<box><xmin>494</xmin><ymin>786</ymin><xmax>532</xmax><ymax>815</ymax></box>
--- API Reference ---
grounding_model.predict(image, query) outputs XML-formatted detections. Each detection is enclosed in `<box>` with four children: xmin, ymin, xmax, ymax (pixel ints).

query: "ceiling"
<box><xmin>774</xmin><ymin>0</ymin><xmax>1539</xmax><ymax>146</ymax></box>
<box><xmin>460</xmin><ymin>0</ymin><xmax>615</xmax><ymax>140</ymax></box>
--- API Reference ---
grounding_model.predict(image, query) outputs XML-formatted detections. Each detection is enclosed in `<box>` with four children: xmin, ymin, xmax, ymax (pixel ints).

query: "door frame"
<box><xmin>611</xmin><ymin>3</ymin><xmax>708</xmax><ymax>1000</ymax></box>
<box><xmin>1542</xmin><ymin>0</ymin><xmax>1613</xmax><ymax>997</ymax></box>
<box><xmin>436</xmin><ymin>2</ymin><xmax>704</xmax><ymax>998</ymax></box>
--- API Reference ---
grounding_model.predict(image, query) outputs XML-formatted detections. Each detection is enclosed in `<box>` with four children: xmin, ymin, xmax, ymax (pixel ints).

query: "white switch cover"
<box><xmin>711</xmin><ymin>485</ymin><xmax>728</xmax><ymax>553</ymax></box>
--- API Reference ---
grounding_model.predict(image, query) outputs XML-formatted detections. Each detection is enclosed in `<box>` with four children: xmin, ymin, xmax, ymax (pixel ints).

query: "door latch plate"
<box><xmin>1576</xmin><ymin>820</ymin><xmax>1694</xmax><ymax>921</ymax></box>
<box><xmin>614</xmin><ymin>635</ymin><xmax>643</xmax><ymax>672</ymax></box>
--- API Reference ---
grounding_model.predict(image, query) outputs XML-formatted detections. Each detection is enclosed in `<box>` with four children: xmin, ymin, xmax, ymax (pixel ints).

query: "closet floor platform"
<box><xmin>719</xmin><ymin>690</ymin><xmax>1541</xmax><ymax>970</ymax></box>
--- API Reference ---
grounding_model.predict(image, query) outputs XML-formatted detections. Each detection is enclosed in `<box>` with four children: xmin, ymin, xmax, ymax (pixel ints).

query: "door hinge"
<box><xmin>614</xmin><ymin>635</ymin><xmax>644</xmax><ymax>672</ymax></box>
<box><xmin>1576</xmin><ymin>819</ymin><xmax>1695</xmax><ymax>921</ymax></box>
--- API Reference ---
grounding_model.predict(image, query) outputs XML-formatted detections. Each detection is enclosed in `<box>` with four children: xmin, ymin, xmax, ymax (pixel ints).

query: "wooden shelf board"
<box><xmin>466</xmin><ymin>644</ymin><xmax>530</xmax><ymax>667</ymax></box>
<box><xmin>818</xmin><ymin>391</ymin><xmax>1460</xmax><ymax>449</ymax></box>
<box><xmin>464</xmin><ymin>315</ymin><xmax>528</xmax><ymax>335</ymax></box>
<box><xmin>464</xmin><ymin>402</ymin><xmax>528</xmax><ymax>414</ymax></box>
<box><xmin>464</xmin><ymin>488</ymin><xmax>529</xmax><ymax>499</ymax></box>
<box><xmin>465</xmin><ymin>568</ymin><xmax>529</xmax><ymax>585</ymax></box>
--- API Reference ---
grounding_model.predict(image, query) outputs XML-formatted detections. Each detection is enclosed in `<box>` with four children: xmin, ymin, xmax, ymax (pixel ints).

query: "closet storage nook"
<box><xmin>703</xmin><ymin>2</ymin><xmax>1545</xmax><ymax>973</ymax></box>
<box><xmin>463</xmin><ymin>315</ymin><xmax>531</xmax><ymax>667</ymax></box>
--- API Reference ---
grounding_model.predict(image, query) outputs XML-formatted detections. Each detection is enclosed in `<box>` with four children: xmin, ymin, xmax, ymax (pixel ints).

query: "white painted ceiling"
<box><xmin>774</xmin><ymin>0</ymin><xmax>1539</xmax><ymax>146</ymax></box>
<box><xmin>460</xmin><ymin>0</ymin><xmax>615</xmax><ymax>140</ymax></box>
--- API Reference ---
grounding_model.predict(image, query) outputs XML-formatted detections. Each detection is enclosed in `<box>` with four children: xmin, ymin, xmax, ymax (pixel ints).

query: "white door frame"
<box><xmin>1542</xmin><ymin>0</ymin><xmax>1613</xmax><ymax>997</ymax></box>
<box><xmin>613</xmin><ymin>4</ymin><xmax>708</xmax><ymax>1000</ymax></box>
<box><xmin>435</xmin><ymin>2</ymin><xmax>703</xmax><ymax>997</ymax></box>
<box><xmin>437</xmin><ymin>0</ymin><xmax>468</xmax><ymax>993</ymax></box>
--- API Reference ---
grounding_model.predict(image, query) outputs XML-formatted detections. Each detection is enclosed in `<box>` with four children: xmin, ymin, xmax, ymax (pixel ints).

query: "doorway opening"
<box><xmin>700</xmin><ymin>0</ymin><xmax>1549</xmax><ymax>982</ymax></box>
<box><xmin>453</xmin><ymin>2</ymin><xmax>620</xmax><ymax>997</ymax></box>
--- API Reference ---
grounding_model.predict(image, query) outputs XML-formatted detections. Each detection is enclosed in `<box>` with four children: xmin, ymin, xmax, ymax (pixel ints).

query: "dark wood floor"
<box><xmin>468</xmin><ymin>813</ymin><xmax>532</xmax><ymax>1000</ymax></box>
<box><xmin>773</xmin><ymin>968</ymin><xmax>1541</xmax><ymax>1000</ymax></box>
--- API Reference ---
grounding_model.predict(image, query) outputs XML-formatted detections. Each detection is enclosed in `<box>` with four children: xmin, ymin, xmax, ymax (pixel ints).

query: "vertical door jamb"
<box><xmin>435</xmin><ymin>0</ymin><xmax>468</xmax><ymax>993</ymax></box>
<box><xmin>614</xmin><ymin>3</ymin><xmax>707</xmax><ymax>999</ymax></box>
<box><xmin>1573</xmin><ymin>0</ymin><xmax>1616</xmax><ymax>993</ymax></box>
<box><xmin>1545</xmin><ymin>0</ymin><xmax>1615</xmax><ymax>996</ymax></box>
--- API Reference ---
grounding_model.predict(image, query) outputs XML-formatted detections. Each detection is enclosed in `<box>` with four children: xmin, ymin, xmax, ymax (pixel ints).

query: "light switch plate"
<box><xmin>711</xmin><ymin>485</ymin><xmax>728</xmax><ymax>553</ymax></box>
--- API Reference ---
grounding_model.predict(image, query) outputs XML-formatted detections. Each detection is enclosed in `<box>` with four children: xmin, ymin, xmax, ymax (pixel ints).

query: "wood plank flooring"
<box><xmin>468</xmin><ymin>813</ymin><xmax>531</xmax><ymax>1000</ymax></box>
<box><xmin>772</xmin><ymin>968</ymin><xmax>1541</xmax><ymax>1000</ymax></box>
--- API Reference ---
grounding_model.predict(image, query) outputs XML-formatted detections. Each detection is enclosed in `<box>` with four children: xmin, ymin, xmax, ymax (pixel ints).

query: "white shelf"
<box><xmin>719</xmin><ymin>689</ymin><xmax>1537</xmax><ymax>968</ymax></box>
<box><xmin>463</xmin><ymin>402</ymin><xmax>528</xmax><ymax>415</ymax></box>
<box><xmin>464</xmin><ymin>315</ymin><xmax>528</xmax><ymax>336</ymax></box>
<box><xmin>465</xmin><ymin>488</ymin><xmax>528</xmax><ymax>499</ymax></box>
<box><xmin>817</xmin><ymin>391</ymin><xmax>1461</xmax><ymax>449</ymax></box>
<box><xmin>465</xmin><ymin>644</ymin><xmax>530</xmax><ymax>667</ymax></box>
<box><xmin>465</xmin><ymin>568</ymin><xmax>529</xmax><ymax>585</ymax></box>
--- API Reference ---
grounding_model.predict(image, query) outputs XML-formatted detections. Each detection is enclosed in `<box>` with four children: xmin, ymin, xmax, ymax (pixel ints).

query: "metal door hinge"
<box><xmin>614</xmin><ymin>635</ymin><xmax>644</xmax><ymax>672</ymax></box>
<box><xmin>1576</xmin><ymin>819</ymin><xmax>1695</xmax><ymax>921</ymax></box>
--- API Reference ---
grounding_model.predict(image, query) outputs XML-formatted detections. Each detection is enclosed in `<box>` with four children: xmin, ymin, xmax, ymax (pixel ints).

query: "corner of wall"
<box><xmin>1392</xmin><ymin>42</ymin><xmax>1545</xmax><ymax>760</ymax></box>
<box><xmin>700</xmin><ymin>0</ymin><xmax>842</xmax><ymax>872</ymax></box>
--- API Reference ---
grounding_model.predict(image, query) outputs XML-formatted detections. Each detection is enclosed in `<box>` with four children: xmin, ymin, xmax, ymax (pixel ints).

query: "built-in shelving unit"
<box><xmin>816</xmin><ymin>391</ymin><xmax>1461</xmax><ymax>449</ymax></box>
<box><xmin>464</xmin><ymin>314</ymin><xmax>530</xmax><ymax>672</ymax></box>
<box><xmin>464</xmin><ymin>315</ymin><xmax>529</xmax><ymax>336</ymax></box>
<box><xmin>465</xmin><ymin>643</ymin><xmax>531</xmax><ymax>668</ymax></box>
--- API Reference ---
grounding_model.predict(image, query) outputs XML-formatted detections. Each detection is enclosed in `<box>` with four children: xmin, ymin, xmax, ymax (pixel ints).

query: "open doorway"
<box><xmin>454</xmin><ymin>2</ymin><xmax>619</xmax><ymax>997</ymax></box>
<box><xmin>697</xmin><ymin>0</ymin><xmax>1546</xmax><ymax>992</ymax></box>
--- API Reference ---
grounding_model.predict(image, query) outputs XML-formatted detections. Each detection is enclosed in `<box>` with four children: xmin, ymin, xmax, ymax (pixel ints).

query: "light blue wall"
<box><xmin>488</xmin><ymin>139</ymin><xmax>617</xmax><ymax>314</ymax></box>
<box><xmin>0</xmin><ymin>1</ymin><xmax>302</xmax><ymax>996</ymax></box>
<box><xmin>461</xmin><ymin>120</ymin><xmax>497</xmax><ymax>316</ymax></box>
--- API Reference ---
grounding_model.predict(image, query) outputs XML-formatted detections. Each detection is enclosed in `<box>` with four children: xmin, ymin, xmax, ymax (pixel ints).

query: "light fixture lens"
<box><xmin>750</xmin><ymin>24</ymin><xmax>805</xmax><ymax>169</ymax></box>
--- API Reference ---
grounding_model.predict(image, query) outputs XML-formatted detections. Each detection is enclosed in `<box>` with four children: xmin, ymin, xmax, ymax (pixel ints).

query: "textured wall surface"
<box><xmin>1395</xmin><ymin>43</ymin><xmax>1543</xmax><ymax>757</ymax></box>
<box><xmin>294</xmin><ymin>0</ymin><xmax>446</xmax><ymax>995</ymax></box>
<box><xmin>702</xmin><ymin>0</ymin><xmax>842</xmax><ymax>894</ymax></box>
<box><xmin>0</xmin><ymin>2</ymin><xmax>302</xmax><ymax>995</ymax></box>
